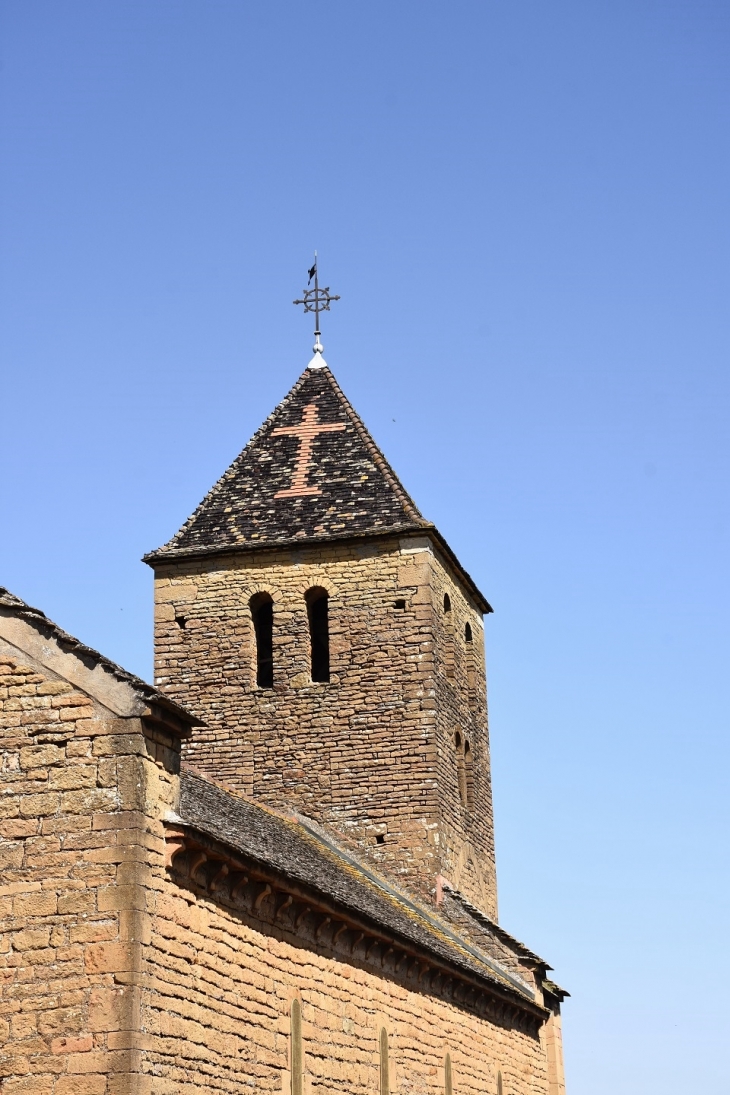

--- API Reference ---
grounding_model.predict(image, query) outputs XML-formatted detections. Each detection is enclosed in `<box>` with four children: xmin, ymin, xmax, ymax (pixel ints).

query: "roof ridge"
<box><xmin>442</xmin><ymin>882</ymin><xmax>548</xmax><ymax>966</ymax></box>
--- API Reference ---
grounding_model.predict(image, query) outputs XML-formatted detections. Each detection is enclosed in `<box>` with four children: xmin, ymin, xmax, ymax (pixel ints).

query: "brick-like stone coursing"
<box><xmin>0</xmin><ymin>637</ymin><xmax>565</xmax><ymax>1095</ymax></box>
<box><xmin>0</xmin><ymin>653</ymin><xmax>180</xmax><ymax>1095</ymax></box>
<box><xmin>152</xmin><ymin>534</ymin><xmax>496</xmax><ymax>916</ymax></box>
<box><xmin>143</xmin><ymin>870</ymin><xmax>551</xmax><ymax>1095</ymax></box>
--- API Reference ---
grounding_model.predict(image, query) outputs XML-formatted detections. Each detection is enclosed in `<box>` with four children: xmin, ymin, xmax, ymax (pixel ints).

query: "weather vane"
<box><xmin>294</xmin><ymin>253</ymin><xmax>340</xmax><ymax>368</ymax></box>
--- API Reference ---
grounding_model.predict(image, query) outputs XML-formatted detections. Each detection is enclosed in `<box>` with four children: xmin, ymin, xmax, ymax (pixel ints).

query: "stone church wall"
<box><xmin>424</xmin><ymin>549</ymin><xmax>496</xmax><ymax>916</ymax></box>
<box><xmin>152</xmin><ymin>533</ymin><xmax>497</xmax><ymax>916</ymax></box>
<box><xmin>0</xmin><ymin>647</ymin><xmax>559</xmax><ymax>1095</ymax></box>
<box><xmin>0</xmin><ymin>651</ymin><xmax>179</xmax><ymax>1095</ymax></box>
<box><xmin>144</xmin><ymin>864</ymin><xmax>551</xmax><ymax>1095</ymax></box>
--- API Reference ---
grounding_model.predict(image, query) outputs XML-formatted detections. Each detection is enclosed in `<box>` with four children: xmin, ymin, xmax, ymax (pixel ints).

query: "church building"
<box><xmin>0</xmin><ymin>321</ymin><xmax>567</xmax><ymax>1093</ymax></box>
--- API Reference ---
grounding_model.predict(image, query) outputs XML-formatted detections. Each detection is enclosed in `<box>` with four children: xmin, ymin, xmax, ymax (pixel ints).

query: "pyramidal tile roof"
<box><xmin>146</xmin><ymin>365</ymin><xmax>430</xmax><ymax>561</ymax></box>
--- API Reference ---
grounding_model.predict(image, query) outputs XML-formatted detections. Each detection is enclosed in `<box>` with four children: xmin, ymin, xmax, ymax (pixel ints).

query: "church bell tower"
<box><xmin>145</xmin><ymin>275</ymin><xmax>498</xmax><ymax>917</ymax></box>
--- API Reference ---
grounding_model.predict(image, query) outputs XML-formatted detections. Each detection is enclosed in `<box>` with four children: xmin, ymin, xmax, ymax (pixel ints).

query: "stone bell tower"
<box><xmin>145</xmin><ymin>349</ymin><xmax>498</xmax><ymax>916</ymax></box>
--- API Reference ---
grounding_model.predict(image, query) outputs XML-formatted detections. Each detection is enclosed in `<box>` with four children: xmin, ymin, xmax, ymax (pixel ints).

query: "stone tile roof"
<box><xmin>146</xmin><ymin>365</ymin><xmax>429</xmax><ymax>562</ymax></box>
<box><xmin>0</xmin><ymin>587</ymin><xmax>198</xmax><ymax>728</ymax></box>
<box><xmin>176</xmin><ymin>769</ymin><xmax>545</xmax><ymax>1012</ymax></box>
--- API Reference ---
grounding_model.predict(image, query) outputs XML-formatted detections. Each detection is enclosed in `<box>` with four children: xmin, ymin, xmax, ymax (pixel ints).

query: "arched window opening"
<box><xmin>290</xmin><ymin>998</ymin><xmax>303</xmax><ymax>1095</ymax></box>
<box><xmin>444</xmin><ymin>1053</ymin><xmax>453</xmax><ymax>1095</ymax></box>
<box><xmin>464</xmin><ymin>740</ymin><xmax>474</xmax><ymax>810</ymax></box>
<box><xmin>465</xmin><ymin>622</ymin><xmax>472</xmax><ymax>643</ymax></box>
<box><xmin>306</xmin><ymin>588</ymin><xmax>330</xmax><ymax>683</ymax></box>
<box><xmin>443</xmin><ymin>593</ymin><xmax>451</xmax><ymax>613</ymax></box>
<box><xmin>497</xmin><ymin>1071</ymin><xmax>503</xmax><ymax>1095</ymax></box>
<box><xmin>379</xmin><ymin>1027</ymin><xmax>390</xmax><ymax>1095</ymax></box>
<box><xmin>250</xmin><ymin>593</ymin><xmax>273</xmax><ymax>689</ymax></box>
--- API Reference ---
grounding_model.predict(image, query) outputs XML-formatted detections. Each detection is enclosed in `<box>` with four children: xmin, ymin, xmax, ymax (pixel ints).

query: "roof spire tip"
<box><xmin>294</xmin><ymin>254</ymin><xmax>339</xmax><ymax>371</ymax></box>
<box><xmin>308</xmin><ymin>337</ymin><xmax>327</xmax><ymax>370</ymax></box>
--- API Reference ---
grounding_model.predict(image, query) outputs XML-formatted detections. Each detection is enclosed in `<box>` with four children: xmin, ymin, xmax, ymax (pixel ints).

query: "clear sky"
<box><xmin>1</xmin><ymin>2</ymin><xmax>728</xmax><ymax>1091</ymax></box>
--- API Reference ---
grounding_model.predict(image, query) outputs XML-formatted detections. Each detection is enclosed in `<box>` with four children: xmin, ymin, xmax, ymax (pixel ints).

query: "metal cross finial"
<box><xmin>293</xmin><ymin>253</ymin><xmax>340</xmax><ymax>355</ymax></box>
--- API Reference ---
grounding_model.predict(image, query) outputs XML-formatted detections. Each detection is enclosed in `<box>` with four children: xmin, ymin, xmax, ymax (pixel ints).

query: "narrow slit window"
<box><xmin>464</xmin><ymin>740</ymin><xmax>474</xmax><ymax>810</ymax></box>
<box><xmin>250</xmin><ymin>593</ymin><xmax>274</xmax><ymax>689</ymax></box>
<box><xmin>445</xmin><ymin>1053</ymin><xmax>453</xmax><ymax>1095</ymax></box>
<box><xmin>497</xmin><ymin>1071</ymin><xmax>503</xmax><ymax>1095</ymax></box>
<box><xmin>290</xmin><ymin>998</ymin><xmax>303</xmax><ymax>1095</ymax></box>
<box><xmin>465</xmin><ymin>621</ymin><xmax>476</xmax><ymax>698</ymax></box>
<box><xmin>379</xmin><ymin>1027</ymin><xmax>390</xmax><ymax>1095</ymax></box>
<box><xmin>306</xmin><ymin>588</ymin><xmax>330</xmax><ymax>683</ymax></box>
<box><xmin>444</xmin><ymin>593</ymin><xmax>455</xmax><ymax>678</ymax></box>
<box><xmin>455</xmin><ymin>731</ymin><xmax>467</xmax><ymax>808</ymax></box>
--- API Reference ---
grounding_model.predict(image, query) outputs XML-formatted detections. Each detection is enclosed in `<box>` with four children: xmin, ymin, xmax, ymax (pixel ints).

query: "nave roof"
<box><xmin>173</xmin><ymin>768</ymin><xmax>552</xmax><ymax>1013</ymax></box>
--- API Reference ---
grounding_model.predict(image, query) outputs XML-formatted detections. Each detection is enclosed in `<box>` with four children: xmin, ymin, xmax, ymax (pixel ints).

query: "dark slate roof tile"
<box><xmin>146</xmin><ymin>366</ymin><xmax>427</xmax><ymax>561</ymax></box>
<box><xmin>177</xmin><ymin>769</ymin><xmax>542</xmax><ymax>1007</ymax></box>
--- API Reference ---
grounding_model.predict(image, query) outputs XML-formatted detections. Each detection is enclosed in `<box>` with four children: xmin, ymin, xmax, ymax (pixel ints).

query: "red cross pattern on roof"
<box><xmin>272</xmin><ymin>402</ymin><xmax>346</xmax><ymax>498</ymax></box>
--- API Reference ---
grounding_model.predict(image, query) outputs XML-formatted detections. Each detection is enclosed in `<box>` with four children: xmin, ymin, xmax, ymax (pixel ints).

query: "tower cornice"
<box><xmin>144</xmin><ymin>525</ymin><xmax>493</xmax><ymax>615</ymax></box>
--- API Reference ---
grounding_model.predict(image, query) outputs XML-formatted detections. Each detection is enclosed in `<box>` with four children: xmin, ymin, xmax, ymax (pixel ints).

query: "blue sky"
<box><xmin>1</xmin><ymin>2</ymin><xmax>728</xmax><ymax>1091</ymax></box>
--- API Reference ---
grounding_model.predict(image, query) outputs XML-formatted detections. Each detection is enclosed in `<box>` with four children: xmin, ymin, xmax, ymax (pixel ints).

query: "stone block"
<box><xmin>88</xmin><ymin>985</ymin><xmax>139</xmax><ymax>1033</ymax></box>
<box><xmin>96</xmin><ymin>885</ymin><xmax>145</xmax><ymax>914</ymax></box>
<box><xmin>37</xmin><ymin>1006</ymin><xmax>84</xmax><ymax>1036</ymax></box>
<box><xmin>51</xmin><ymin>1034</ymin><xmax>94</xmax><ymax>1054</ymax></box>
<box><xmin>57</xmin><ymin>890</ymin><xmax>97</xmax><ymax>915</ymax></box>
<box><xmin>11</xmin><ymin>928</ymin><xmax>51</xmax><ymax>951</ymax></box>
<box><xmin>69</xmin><ymin>920</ymin><xmax>118</xmax><ymax>945</ymax></box>
<box><xmin>61</xmin><ymin>789</ymin><xmax>116</xmax><ymax>815</ymax></box>
<box><xmin>18</xmin><ymin>745</ymin><xmax>64</xmax><ymax>769</ymax></box>
<box><xmin>66</xmin><ymin>1049</ymin><xmax>136</xmax><ymax>1075</ymax></box>
<box><xmin>0</xmin><ymin>819</ymin><xmax>37</xmax><ymax>839</ymax></box>
<box><xmin>48</xmin><ymin>766</ymin><xmax>97</xmax><ymax>791</ymax></box>
<box><xmin>91</xmin><ymin>811</ymin><xmax>144</xmax><ymax>831</ymax></box>
<box><xmin>92</xmin><ymin>735</ymin><xmax>146</xmax><ymax>758</ymax></box>
<box><xmin>83</xmin><ymin>942</ymin><xmax>140</xmax><ymax>975</ymax></box>
<box><xmin>0</xmin><ymin>842</ymin><xmax>24</xmax><ymax>870</ymax></box>
<box><xmin>55</xmin><ymin>1076</ymin><xmax>107</xmax><ymax>1095</ymax></box>
<box><xmin>12</xmin><ymin>890</ymin><xmax>57</xmax><ymax>917</ymax></box>
<box><xmin>1</xmin><ymin>1076</ymin><xmax>54</xmax><ymax>1095</ymax></box>
<box><xmin>18</xmin><ymin>792</ymin><xmax>61</xmax><ymax>818</ymax></box>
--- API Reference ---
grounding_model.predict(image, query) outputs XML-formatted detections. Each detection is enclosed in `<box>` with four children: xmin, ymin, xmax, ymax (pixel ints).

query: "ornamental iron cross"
<box><xmin>293</xmin><ymin>253</ymin><xmax>340</xmax><ymax>340</ymax></box>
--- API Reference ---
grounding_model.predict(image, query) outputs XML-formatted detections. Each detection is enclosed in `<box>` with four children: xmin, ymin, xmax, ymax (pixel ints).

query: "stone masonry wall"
<box><xmin>152</xmin><ymin>534</ymin><xmax>497</xmax><ymax>915</ymax></box>
<box><xmin>0</xmin><ymin>645</ymin><xmax>561</xmax><ymax>1095</ymax></box>
<box><xmin>142</xmin><ymin>860</ymin><xmax>551</xmax><ymax>1095</ymax></box>
<box><xmin>0</xmin><ymin>652</ymin><xmax>180</xmax><ymax>1095</ymax></box>
<box><xmin>425</xmin><ymin>552</ymin><xmax>496</xmax><ymax>915</ymax></box>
